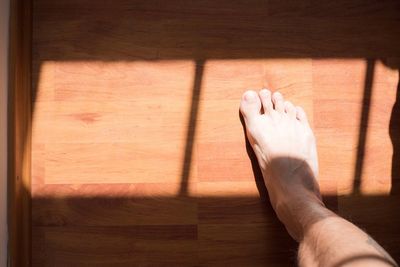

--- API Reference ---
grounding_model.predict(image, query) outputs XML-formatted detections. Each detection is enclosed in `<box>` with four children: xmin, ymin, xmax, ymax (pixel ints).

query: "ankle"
<box><xmin>276</xmin><ymin>198</ymin><xmax>333</xmax><ymax>241</ymax></box>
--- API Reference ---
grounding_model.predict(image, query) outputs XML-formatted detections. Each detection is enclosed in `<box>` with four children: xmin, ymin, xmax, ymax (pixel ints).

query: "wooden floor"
<box><xmin>31</xmin><ymin>1</ymin><xmax>400</xmax><ymax>266</ymax></box>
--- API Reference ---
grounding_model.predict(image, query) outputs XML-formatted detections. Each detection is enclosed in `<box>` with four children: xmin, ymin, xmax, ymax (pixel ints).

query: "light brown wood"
<box><xmin>8</xmin><ymin>0</ymin><xmax>32</xmax><ymax>266</ymax></box>
<box><xmin>30</xmin><ymin>0</ymin><xmax>400</xmax><ymax>266</ymax></box>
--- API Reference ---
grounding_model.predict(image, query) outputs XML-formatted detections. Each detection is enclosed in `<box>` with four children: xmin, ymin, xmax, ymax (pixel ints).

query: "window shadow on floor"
<box><xmin>29</xmin><ymin>0</ymin><xmax>400</xmax><ymax>265</ymax></box>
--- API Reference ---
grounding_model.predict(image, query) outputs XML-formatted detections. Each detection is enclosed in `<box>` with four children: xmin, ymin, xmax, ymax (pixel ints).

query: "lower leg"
<box><xmin>298</xmin><ymin>215</ymin><xmax>397</xmax><ymax>267</ymax></box>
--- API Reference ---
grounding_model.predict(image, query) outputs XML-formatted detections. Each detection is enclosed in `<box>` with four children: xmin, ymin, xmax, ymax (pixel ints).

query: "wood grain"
<box><xmin>30</xmin><ymin>0</ymin><xmax>400</xmax><ymax>266</ymax></box>
<box><xmin>8</xmin><ymin>0</ymin><xmax>32</xmax><ymax>266</ymax></box>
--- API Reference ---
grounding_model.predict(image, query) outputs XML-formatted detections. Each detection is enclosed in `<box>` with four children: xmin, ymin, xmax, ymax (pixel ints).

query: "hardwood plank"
<box><xmin>199</xmin><ymin>224</ymin><xmax>296</xmax><ymax>267</ymax></box>
<box><xmin>32</xmin><ymin>226</ymin><xmax>198</xmax><ymax>267</ymax></box>
<box><xmin>32</xmin><ymin>1</ymin><xmax>400</xmax><ymax>61</ymax></box>
<box><xmin>32</xmin><ymin>184</ymin><xmax>197</xmax><ymax>227</ymax></box>
<box><xmin>41</xmin><ymin>143</ymin><xmax>192</xmax><ymax>184</ymax></box>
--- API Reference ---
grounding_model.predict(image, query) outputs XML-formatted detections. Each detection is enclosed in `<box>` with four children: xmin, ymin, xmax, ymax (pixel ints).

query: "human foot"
<box><xmin>240</xmin><ymin>89</ymin><xmax>329</xmax><ymax>241</ymax></box>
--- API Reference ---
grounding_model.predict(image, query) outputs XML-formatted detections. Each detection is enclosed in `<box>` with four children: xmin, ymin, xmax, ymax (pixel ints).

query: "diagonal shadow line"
<box><xmin>353</xmin><ymin>59</ymin><xmax>375</xmax><ymax>194</ymax></box>
<box><xmin>178</xmin><ymin>59</ymin><xmax>204</xmax><ymax>196</ymax></box>
<box><xmin>390</xmin><ymin>69</ymin><xmax>400</xmax><ymax>195</ymax></box>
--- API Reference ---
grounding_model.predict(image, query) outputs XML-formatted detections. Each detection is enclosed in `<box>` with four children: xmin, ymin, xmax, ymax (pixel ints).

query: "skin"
<box><xmin>239</xmin><ymin>89</ymin><xmax>398</xmax><ymax>267</ymax></box>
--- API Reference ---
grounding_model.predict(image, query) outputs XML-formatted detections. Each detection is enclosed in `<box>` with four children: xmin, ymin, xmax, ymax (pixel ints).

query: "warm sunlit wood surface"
<box><xmin>31</xmin><ymin>1</ymin><xmax>400</xmax><ymax>266</ymax></box>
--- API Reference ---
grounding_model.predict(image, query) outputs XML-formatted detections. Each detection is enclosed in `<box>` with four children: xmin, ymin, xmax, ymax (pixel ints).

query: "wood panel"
<box><xmin>31</xmin><ymin>0</ymin><xmax>400</xmax><ymax>266</ymax></box>
<box><xmin>8</xmin><ymin>0</ymin><xmax>32</xmax><ymax>266</ymax></box>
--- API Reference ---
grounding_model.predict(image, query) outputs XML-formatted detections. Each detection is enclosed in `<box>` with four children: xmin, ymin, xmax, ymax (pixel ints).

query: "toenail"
<box><xmin>273</xmin><ymin>92</ymin><xmax>283</xmax><ymax>99</ymax></box>
<box><xmin>260</xmin><ymin>89</ymin><xmax>270</xmax><ymax>96</ymax></box>
<box><xmin>244</xmin><ymin>91</ymin><xmax>257</xmax><ymax>101</ymax></box>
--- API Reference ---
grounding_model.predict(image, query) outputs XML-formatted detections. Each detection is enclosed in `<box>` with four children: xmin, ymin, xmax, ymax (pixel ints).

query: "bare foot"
<box><xmin>240</xmin><ymin>89</ymin><xmax>329</xmax><ymax>241</ymax></box>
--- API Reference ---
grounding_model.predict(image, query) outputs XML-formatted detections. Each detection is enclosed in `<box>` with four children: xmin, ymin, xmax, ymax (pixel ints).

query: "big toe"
<box><xmin>240</xmin><ymin>90</ymin><xmax>261</xmax><ymax>120</ymax></box>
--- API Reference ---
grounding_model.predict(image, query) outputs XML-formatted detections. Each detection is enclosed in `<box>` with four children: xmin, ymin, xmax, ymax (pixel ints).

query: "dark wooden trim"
<box><xmin>8</xmin><ymin>0</ymin><xmax>32</xmax><ymax>266</ymax></box>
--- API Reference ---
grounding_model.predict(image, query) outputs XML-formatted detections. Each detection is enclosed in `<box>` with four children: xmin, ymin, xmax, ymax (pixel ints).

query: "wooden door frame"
<box><xmin>8</xmin><ymin>0</ymin><xmax>32</xmax><ymax>266</ymax></box>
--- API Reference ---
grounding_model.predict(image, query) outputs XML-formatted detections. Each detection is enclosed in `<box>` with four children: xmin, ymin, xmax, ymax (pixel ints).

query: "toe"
<box><xmin>296</xmin><ymin>106</ymin><xmax>309</xmax><ymax>125</ymax></box>
<box><xmin>272</xmin><ymin>92</ymin><xmax>285</xmax><ymax>113</ymax></box>
<box><xmin>259</xmin><ymin>89</ymin><xmax>273</xmax><ymax>114</ymax></box>
<box><xmin>240</xmin><ymin>90</ymin><xmax>262</xmax><ymax>119</ymax></box>
<box><xmin>284</xmin><ymin>101</ymin><xmax>296</xmax><ymax>118</ymax></box>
